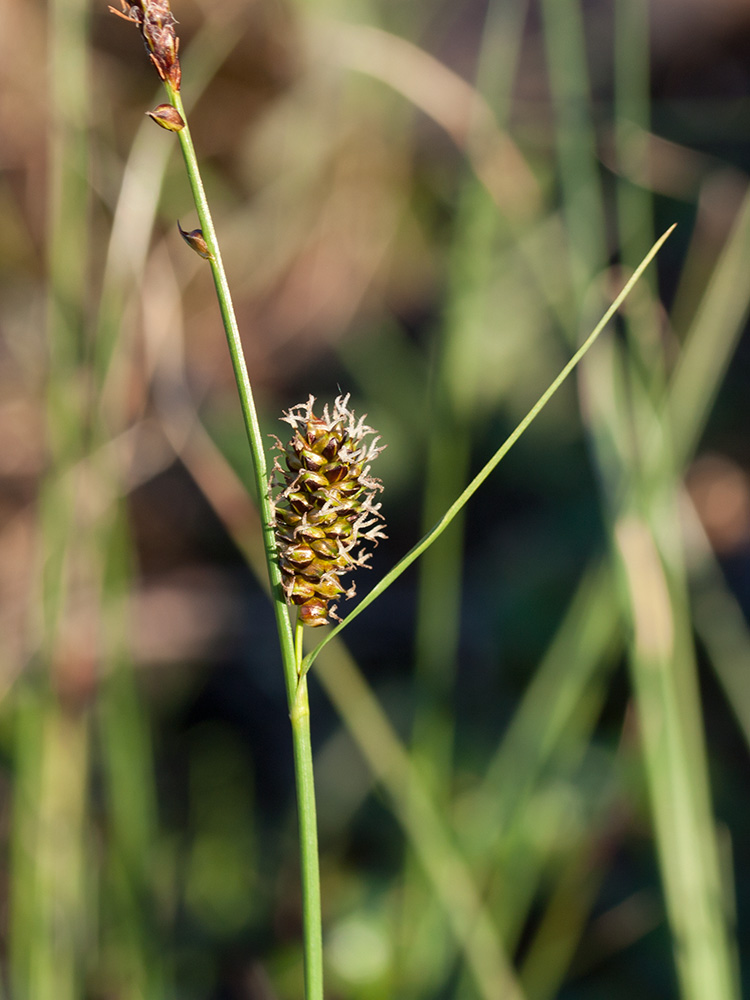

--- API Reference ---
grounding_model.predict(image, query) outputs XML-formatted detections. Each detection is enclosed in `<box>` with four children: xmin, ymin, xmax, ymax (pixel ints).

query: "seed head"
<box><xmin>110</xmin><ymin>0</ymin><xmax>181</xmax><ymax>91</ymax></box>
<box><xmin>272</xmin><ymin>395</ymin><xmax>386</xmax><ymax>627</ymax></box>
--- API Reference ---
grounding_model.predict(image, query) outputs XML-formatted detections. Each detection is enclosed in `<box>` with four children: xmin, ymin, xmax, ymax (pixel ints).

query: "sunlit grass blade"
<box><xmin>613</xmin><ymin>511</ymin><xmax>739</xmax><ymax>1000</ymax></box>
<box><xmin>303</xmin><ymin>225</ymin><xmax>675</xmax><ymax>673</ymax></box>
<box><xmin>683</xmin><ymin>494</ymin><xmax>750</xmax><ymax>753</ymax></box>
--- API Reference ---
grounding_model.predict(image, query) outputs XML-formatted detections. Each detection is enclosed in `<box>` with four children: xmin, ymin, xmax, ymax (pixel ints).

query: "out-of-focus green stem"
<box><xmin>614</xmin><ymin>510</ymin><xmax>738</xmax><ymax>1000</ymax></box>
<box><xmin>161</xmin><ymin>82</ymin><xmax>323</xmax><ymax>1000</ymax></box>
<box><xmin>10</xmin><ymin>0</ymin><xmax>93</xmax><ymax>997</ymax></box>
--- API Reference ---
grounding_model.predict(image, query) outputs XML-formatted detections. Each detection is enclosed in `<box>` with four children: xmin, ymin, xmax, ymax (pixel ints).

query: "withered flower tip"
<box><xmin>147</xmin><ymin>104</ymin><xmax>185</xmax><ymax>132</ymax></box>
<box><xmin>177</xmin><ymin>221</ymin><xmax>212</xmax><ymax>259</ymax></box>
<box><xmin>109</xmin><ymin>0</ymin><xmax>181</xmax><ymax>91</ymax></box>
<box><xmin>271</xmin><ymin>394</ymin><xmax>386</xmax><ymax>627</ymax></box>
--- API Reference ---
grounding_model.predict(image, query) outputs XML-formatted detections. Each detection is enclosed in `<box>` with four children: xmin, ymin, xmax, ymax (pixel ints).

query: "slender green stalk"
<box><xmin>158</xmin><ymin>81</ymin><xmax>323</xmax><ymax>999</ymax></box>
<box><xmin>292</xmin><ymin>619</ymin><xmax>324</xmax><ymax>1000</ymax></box>
<box><xmin>167</xmin><ymin>422</ymin><xmax>526</xmax><ymax>1000</ymax></box>
<box><xmin>312</xmin><ymin>642</ymin><xmax>527</xmax><ymax>1000</ymax></box>
<box><xmin>163</xmin><ymin>83</ymin><xmax>297</xmax><ymax>697</ymax></box>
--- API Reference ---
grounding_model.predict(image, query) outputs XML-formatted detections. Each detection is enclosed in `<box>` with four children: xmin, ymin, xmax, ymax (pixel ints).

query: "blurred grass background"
<box><xmin>2</xmin><ymin>0</ymin><xmax>750</xmax><ymax>997</ymax></box>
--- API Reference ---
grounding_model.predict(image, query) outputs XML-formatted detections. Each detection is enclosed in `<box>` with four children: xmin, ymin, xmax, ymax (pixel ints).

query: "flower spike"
<box><xmin>272</xmin><ymin>394</ymin><xmax>386</xmax><ymax>626</ymax></box>
<box><xmin>109</xmin><ymin>0</ymin><xmax>181</xmax><ymax>90</ymax></box>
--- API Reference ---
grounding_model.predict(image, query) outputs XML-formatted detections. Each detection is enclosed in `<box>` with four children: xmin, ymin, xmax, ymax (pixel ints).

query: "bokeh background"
<box><xmin>2</xmin><ymin>0</ymin><xmax>750</xmax><ymax>997</ymax></box>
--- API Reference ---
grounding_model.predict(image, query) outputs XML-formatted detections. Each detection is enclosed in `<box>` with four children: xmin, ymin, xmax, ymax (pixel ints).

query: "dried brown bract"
<box><xmin>109</xmin><ymin>0</ymin><xmax>181</xmax><ymax>91</ymax></box>
<box><xmin>177</xmin><ymin>221</ymin><xmax>212</xmax><ymax>259</ymax></box>
<box><xmin>147</xmin><ymin>103</ymin><xmax>185</xmax><ymax>131</ymax></box>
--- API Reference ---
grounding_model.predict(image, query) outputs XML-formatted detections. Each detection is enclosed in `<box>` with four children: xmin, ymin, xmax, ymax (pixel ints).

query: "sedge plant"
<box><xmin>111</xmin><ymin>2</ymin><xmax>674</xmax><ymax>996</ymax></box>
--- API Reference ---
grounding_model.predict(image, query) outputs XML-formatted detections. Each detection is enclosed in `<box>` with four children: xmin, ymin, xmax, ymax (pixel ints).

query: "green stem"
<box><xmin>292</xmin><ymin>618</ymin><xmax>324</xmax><ymax>1000</ymax></box>
<box><xmin>163</xmin><ymin>84</ymin><xmax>323</xmax><ymax>999</ymax></box>
<box><xmin>165</xmin><ymin>85</ymin><xmax>296</xmax><ymax>695</ymax></box>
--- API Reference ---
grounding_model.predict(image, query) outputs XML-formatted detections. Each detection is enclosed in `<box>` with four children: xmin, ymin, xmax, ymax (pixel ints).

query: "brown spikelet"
<box><xmin>109</xmin><ymin>0</ymin><xmax>181</xmax><ymax>90</ymax></box>
<box><xmin>147</xmin><ymin>103</ymin><xmax>185</xmax><ymax>131</ymax></box>
<box><xmin>271</xmin><ymin>395</ymin><xmax>386</xmax><ymax>627</ymax></box>
<box><xmin>177</xmin><ymin>221</ymin><xmax>212</xmax><ymax>259</ymax></box>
